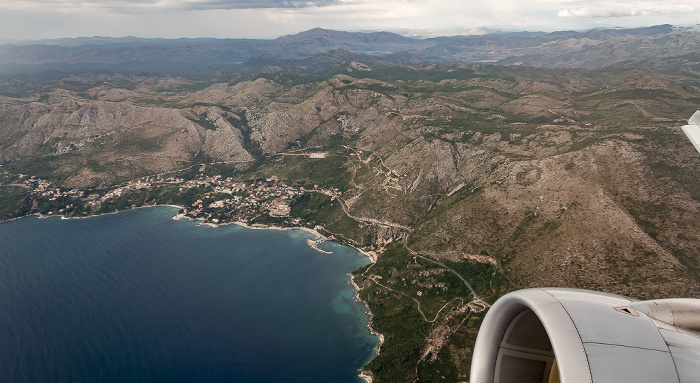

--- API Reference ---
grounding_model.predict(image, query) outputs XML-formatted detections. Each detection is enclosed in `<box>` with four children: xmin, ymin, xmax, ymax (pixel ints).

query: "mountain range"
<box><xmin>2</xmin><ymin>24</ymin><xmax>700</xmax><ymax>73</ymax></box>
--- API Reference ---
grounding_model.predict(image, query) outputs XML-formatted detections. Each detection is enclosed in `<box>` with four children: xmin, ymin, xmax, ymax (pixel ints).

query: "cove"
<box><xmin>0</xmin><ymin>206</ymin><xmax>378</xmax><ymax>382</ymax></box>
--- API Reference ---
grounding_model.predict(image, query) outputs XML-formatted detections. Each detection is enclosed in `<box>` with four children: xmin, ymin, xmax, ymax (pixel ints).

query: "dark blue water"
<box><xmin>0</xmin><ymin>207</ymin><xmax>377</xmax><ymax>382</ymax></box>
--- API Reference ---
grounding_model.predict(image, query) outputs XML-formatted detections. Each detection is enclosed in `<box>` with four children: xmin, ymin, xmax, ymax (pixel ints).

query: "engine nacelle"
<box><xmin>470</xmin><ymin>288</ymin><xmax>700</xmax><ymax>383</ymax></box>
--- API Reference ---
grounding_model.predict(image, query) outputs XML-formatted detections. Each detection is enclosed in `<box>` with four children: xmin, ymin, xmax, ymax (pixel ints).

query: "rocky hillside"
<box><xmin>0</xmin><ymin>100</ymin><xmax>253</xmax><ymax>187</ymax></box>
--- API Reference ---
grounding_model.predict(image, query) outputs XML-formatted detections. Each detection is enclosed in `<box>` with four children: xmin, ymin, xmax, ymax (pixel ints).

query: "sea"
<box><xmin>0</xmin><ymin>206</ymin><xmax>378</xmax><ymax>382</ymax></box>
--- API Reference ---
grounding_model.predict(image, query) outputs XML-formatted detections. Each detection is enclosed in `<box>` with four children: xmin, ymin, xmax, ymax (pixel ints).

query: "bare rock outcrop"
<box><xmin>411</xmin><ymin>137</ymin><xmax>700</xmax><ymax>299</ymax></box>
<box><xmin>0</xmin><ymin>100</ymin><xmax>251</xmax><ymax>187</ymax></box>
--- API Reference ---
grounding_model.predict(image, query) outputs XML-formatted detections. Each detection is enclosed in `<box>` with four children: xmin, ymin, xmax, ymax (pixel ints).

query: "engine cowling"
<box><xmin>470</xmin><ymin>288</ymin><xmax>700</xmax><ymax>383</ymax></box>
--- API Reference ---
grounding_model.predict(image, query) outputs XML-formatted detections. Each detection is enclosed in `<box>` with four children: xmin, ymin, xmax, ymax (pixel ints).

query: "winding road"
<box><xmin>402</xmin><ymin>235</ymin><xmax>491</xmax><ymax>307</ymax></box>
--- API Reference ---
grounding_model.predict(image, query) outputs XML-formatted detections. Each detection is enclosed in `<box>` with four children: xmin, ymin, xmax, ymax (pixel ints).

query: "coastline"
<box><xmin>174</xmin><ymin>207</ymin><xmax>385</xmax><ymax>383</ymax></box>
<box><xmin>172</xmin><ymin>205</ymin><xmax>386</xmax><ymax>383</ymax></box>
<box><xmin>2</xmin><ymin>204</ymin><xmax>379</xmax><ymax>262</ymax></box>
<box><xmin>350</xmin><ymin>273</ymin><xmax>384</xmax><ymax>383</ymax></box>
<box><xmin>0</xmin><ymin>203</ymin><xmax>185</xmax><ymax>224</ymax></box>
<box><xmin>2</xmin><ymin>204</ymin><xmax>384</xmax><ymax>382</ymax></box>
<box><xmin>172</xmin><ymin>209</ymin><xmax>339</xmax><ymax>255</ymax></box>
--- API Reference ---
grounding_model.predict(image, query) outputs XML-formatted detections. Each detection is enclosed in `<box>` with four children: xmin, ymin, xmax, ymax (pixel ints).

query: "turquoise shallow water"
<box><xmin>0</xmin><ymin>206</ymin><xmax>378</xmax><ymax>382</ymax></box>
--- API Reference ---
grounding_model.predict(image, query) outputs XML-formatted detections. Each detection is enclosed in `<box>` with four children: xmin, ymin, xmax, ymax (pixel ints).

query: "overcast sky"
<box><xmin>1</xmin><ymin>0</ymin><xmax>699</xmax><ymax>41</ymax></box>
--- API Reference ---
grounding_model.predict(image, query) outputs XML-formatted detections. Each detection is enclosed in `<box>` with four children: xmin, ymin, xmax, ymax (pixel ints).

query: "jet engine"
<box><xmin>470</xmin><ymin>288</ymin><xmax>700</xmax><ymax>383</ymax></box>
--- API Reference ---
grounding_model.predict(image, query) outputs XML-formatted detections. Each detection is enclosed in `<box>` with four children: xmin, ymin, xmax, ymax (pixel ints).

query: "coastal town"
<box><xmin>0</xmin><ymin>163</ymin><xmax>342</xmax><ymax>234</ymax></box>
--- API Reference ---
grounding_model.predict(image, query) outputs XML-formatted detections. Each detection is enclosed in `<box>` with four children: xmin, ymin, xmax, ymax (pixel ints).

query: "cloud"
<box><xmin>0</xmin><ymin>0</ymin><xmax>342</xmax><ymax>13</ymax></box>
<box><xmin>1</xmin><ymin>0</ymin><xmax>699</xmax><ymax>40</ymax></box>
<box><xmin>558</xmin><ymin>8</ymin><xmax>646</xmax><ymax>17</ymax></box>
<box><xmin>558</xmin><ymin>2</ymin><xmax>696</xmax><ymax>19</ymax></box>
<box><xmin>179</xmin><ymin>0</ymin><xmax>342</xmax><ymax>11</ymax></box>
<box><xmin>0</xmin><ymin>0</ymin><xmax>162</xmax><ymax>13</ymax></box>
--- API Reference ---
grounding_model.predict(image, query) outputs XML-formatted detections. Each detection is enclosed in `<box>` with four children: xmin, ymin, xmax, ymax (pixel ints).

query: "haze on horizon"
<box><xmin>0</xmin><ymin>0</ymin><xmax>699</xmax><ymax>42</ymax></box>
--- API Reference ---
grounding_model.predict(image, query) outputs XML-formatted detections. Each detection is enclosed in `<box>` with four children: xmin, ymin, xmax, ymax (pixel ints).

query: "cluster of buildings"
<box><xmin>5</xmin><ymin>169</ymin><xmax>341</xmax><ymax>226</ymax></box>
<box><xmin>182</xmin><ymin>175</ymin><xmax>341</xmax><ymax>224</ymax></box>
<box><xmin>14</xmin><ymin>175</ymin><xmax>82</xmax><ymax>200</ymax></box>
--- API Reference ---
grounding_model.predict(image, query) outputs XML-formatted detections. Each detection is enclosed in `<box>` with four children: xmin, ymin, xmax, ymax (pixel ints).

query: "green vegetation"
<box><xmin>290</xmin><ymin>193</ymin><xmax>373</xmax><ymax>245</ymax></box>
<box><xmin>233</xmin><ymin>110</ymin><xmax>265</xmax><ymax>160</ymax></box>
<box><xmin>114</xmin><ymin>134</ymin><xmax>167</xmax><ymax>152</ymax></box>
<box><xmin>35</xmin><ymin>195</ymin><xmax>88</xmax><ymax>216</ymax></box>
<box><xmin>187</xmin><ymin>115</ymin><xmax>218</xmax><ymax>131</ymax></box>
<box><xmin>0</xmin><ymin>186</ymin><xmax>30</xmax><ymax>219</ymax></box>
<box><xmin>253</xmin><ymin>153</ymin><xmax>353</xmax><ymax>192</ymax></box>
<box><xmin>4</xmin><ymin>156</ymin><xmax>79</xmax><ymax>187</ymax></box>
<box><xmin>6</xmin><ymin>157</ymin><xmax>61</xmax><ymax>180</ymax></box>
<box><xmin>353</xmin><ymin>243</ymin><xmax>437</xmax><ymax>382</ymax></box>
<box><xmin>353</xmin><ymin>242</ymin><xmax>510</xmax><ymax>382</ymax></box>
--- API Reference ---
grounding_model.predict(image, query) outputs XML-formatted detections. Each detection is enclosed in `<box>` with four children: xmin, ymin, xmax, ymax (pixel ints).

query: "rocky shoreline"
<box><xmin>350</xmin><ymin>273</ymin><xmax>384</xmax><ymax>383</ymax></box>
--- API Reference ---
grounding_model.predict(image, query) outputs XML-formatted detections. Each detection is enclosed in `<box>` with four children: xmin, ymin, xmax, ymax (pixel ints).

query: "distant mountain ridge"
<box><xmin>1</xmin><ymin>25</ymin><xmax>699</xmax><ymax>73</ymax></box>
<box><xmin>0</xmin><ymin>28</ymin><xmax>428</xmax><ymax>70</ymax></box>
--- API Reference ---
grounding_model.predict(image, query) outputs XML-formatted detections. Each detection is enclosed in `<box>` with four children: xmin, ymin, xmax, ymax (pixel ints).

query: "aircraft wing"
<box><xmin>470</xmin><ymin>288</ymin><xmax>700</xmax><ymax>383</ymax></box>
<box><xmin>682</xmin><ymin>108</ymin><xmax>700</xmax><ymax>154</ymax></box>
